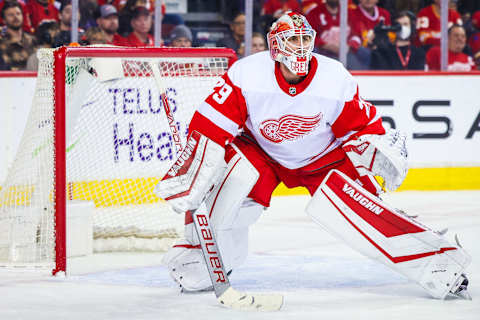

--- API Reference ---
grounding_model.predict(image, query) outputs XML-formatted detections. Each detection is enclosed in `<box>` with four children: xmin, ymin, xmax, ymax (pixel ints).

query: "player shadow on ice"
<box><xmin>72</xmin><ymin>254</ymin><xmax>431</xmax><ymax>298</ymax></box>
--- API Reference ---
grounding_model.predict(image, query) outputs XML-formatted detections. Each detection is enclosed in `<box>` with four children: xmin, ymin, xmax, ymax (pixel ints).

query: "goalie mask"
<box><xmin>267</xmin><ymin>12</ymin><xmax>316</xmax><ymax>76</ymax></box>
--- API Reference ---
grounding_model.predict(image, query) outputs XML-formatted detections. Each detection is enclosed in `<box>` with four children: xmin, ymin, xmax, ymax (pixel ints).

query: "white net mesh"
<box><xmin>0</xmin><ymin>47</ymin><xmax>233</xmax><ymax>268</ymax></box>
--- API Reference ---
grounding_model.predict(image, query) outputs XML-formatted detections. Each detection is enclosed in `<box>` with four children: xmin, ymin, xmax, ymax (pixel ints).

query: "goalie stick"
<box><xmin>191</xmin><ymin>208</ymin><xmax>284</xmax><ymax>311</ymax></box>
<box><xmin>149</xmin><ymin>61</ymin><xmax>183</xmax><ymax>155</ymax></box>
<box><xmin>150</xmin><ymin>61</ymin><xmax>284</xmax><ymax>311</ymax></box>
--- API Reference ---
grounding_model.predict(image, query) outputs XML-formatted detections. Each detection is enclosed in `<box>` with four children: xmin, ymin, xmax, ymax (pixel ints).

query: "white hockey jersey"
<box><xmin>189</xmin><ymin>51</ymin><xmax>384</xmax><ymax>169</ymax></box>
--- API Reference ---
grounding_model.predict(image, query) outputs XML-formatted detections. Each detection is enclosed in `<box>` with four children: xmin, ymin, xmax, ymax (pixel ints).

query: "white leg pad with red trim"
<box><xmin>162</xmin><ymin>149</ymin><xmax>262</xmax><ymax>292</ymax></box>
<box><xmin>306</xmin><ymin>169</ymin><xmax>471</xmax><ymax>299</ymax></box>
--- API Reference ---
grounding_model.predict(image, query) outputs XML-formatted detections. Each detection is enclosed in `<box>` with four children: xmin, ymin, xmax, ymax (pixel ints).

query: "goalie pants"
<box><xmin>183</xmin><ymin>134</ymin><xmax>381</xmax><ymax>227</ymax></box>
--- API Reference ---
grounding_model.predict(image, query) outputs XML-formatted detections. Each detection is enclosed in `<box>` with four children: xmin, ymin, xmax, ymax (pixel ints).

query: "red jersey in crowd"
<box><xmin>416</xmin><ymin>4</ymin><xmax>462</xmax><ymax>47</ymax></box>
<box><xmin>472</xmin><ymin>10</ymin><xmax>480</xmax><ymax>30</ymax></box>
<box><xmin>262</xmin><ymin>0</ymin><xmax>301</xmax><ymax>16</ymax></box>
<box><xmin>302</xmin><ymin>0</ymin><xmax>356</xmax><ymax>15</ymax></box>
<box><xmin>26</xmin><ymin>0</ymin><xmax>59</xmax><ymax>31</ymax></box>
<box><xmin>107</xmin><ymin>33</ymin><xmax>124</xmax><ymax>45</ymax></box>
<box><xmin>114</xmin><ymin>32</ymin><xmax>154</xmax><ymax>47</ymax></box>
<box><xmin>348</xmin><ymin>4</ymin><xmax>391</xmax><ymax>50</ymax></box>
<box><xmin>425</xmin><ymin>46</ymin><xmax>476</xmax><ymax>71</ymax></box>
<box><xmin>306</xmin><ymin>2</ymin><xmax>339</xmax><ymax>49</ymax></box>
<box><xmin>0</xmin><ymin>0</ymin><xmax>33</xmax><ymax>33</ymax></box>
<box><xmin>97</xmin><ymin>0</ymin><xmax>163</xmax><ymax>13</ymax></box>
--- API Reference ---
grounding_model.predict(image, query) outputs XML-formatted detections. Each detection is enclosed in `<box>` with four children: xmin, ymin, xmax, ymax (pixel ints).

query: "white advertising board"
<box><xmin>357</xmin><ymin>75</ymin><xmax>480</xmax><ymax>167</ymax></box>
<box><xmin>0</xmin><ymin>76</ymin><xmax>36</xmax><ymax>184</ymax></box>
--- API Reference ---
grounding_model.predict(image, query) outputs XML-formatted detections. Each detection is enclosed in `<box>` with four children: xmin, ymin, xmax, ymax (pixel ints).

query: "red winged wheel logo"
<box><xmin>259</xmin><ymin>113</ymin><xmax>323</xmax><ymax>143</ymax></box>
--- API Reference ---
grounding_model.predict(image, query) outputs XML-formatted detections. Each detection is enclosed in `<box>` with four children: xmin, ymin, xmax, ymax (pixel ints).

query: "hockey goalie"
<box><xmin>155</xmin><ymin>12</ymin><xmax>471</xmax><ymax>300</ymax></box>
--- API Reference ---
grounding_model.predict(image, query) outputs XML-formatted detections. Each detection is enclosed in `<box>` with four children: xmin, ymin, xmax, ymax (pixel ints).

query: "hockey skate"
<box><xmin>162</xmin><ymin>242</ymin><xmax>234</xmax><ymax>293</ymax></box>
<box><xmin>448</xmin><ymin>273</ymin><xmax>472</xmax><ymax>300</ymax></box>
<box><xmin>162</xmin><ymin>241</ymin><xmax>214</xmax><ymax>292</ymax></box>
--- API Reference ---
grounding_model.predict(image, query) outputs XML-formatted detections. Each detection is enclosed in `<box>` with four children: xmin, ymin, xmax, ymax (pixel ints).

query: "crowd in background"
<box><xmin>0</xmin><ymin>0</ymin><xmax>479</xmax><ymax>71</ymax></box>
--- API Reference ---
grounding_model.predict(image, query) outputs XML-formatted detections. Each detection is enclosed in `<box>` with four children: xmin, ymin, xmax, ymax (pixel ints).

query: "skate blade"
<box><xmin>448</xmin><ymin>289</ymin><xmax>472</xmax><ymax>301</ymax></box>
<box><xmin>180</xmin><ymin>286</ymin><xmax>214</xmax><ymax>294</ymax></box>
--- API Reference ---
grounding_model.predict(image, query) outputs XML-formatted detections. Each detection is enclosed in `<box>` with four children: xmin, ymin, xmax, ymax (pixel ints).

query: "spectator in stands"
<box><xmin>162</xmin><ymin>12</ymin><xmax>184</xmax><ymax>41</ymax></box>
<box><xmin>168</xmin><ymin>24</ymin><xmax>192</xmax><ymax>47</ymax></box>
<box><xmin>53</xmin><ymin>0</ymin><xmax>84</xmax><ymax>47</ymax></box>
<box><xmin>97</xmin><ymin>0</ymin><xmax>124</xmax><ymax>11</ymax></box>
<box><xmin>302</xmin><ymin>0</ymin><xmax>322</xmax><ymax>15</ymax></box>
<box><xmin>26</xmin><ymin>20</ymin><xmax>59</xmax><ymax>70</ymax></box>
<box><xmin>371</xmin><ymin>11</ymin><xmax>426</xmax><ymax>69</ymax></box>
<box><xmin>426</xmin><ymin>24</ymin><xmax>476</xmax><ymax>71</ymax></box>
<box><xmin>306</xmin><ymin>0</ymin><xmax>340</xmax><ymax>59</ymax></box>
<box><xmin>0</xmin><ymin>1</ymin><xmax>34</xmax><ymax>70</ymax></box>
<box><xmin>378</xmin><ymin>0</ymin><xmax>397</xmax><ymax>17</ymax></box>
<box><xmin>217</xmin><ymin>12</ymin><xmax>245</xmax><ymax>57</ymax></box>
<box><xmin>251</xmin><ymin>32</ymin><xmax>267</xmax><ymax>53</ymax></box>
<box><xmin>261</xmin><ymin>0</ymin><xmax>301</xmax><ymax>19</ymax></box>
<box><xmin>96</xmin><ymin>4</ymin><xmax>122</xmax><ymax>44</ymax></box>
<box><xmin>347</xmin><ymin>0</ymin><xmax>391</xmax><ymax>70</ymax></box>
<box><xmin>416</xmin><ymin>0</ymin><xmax>463</xmax><ymax>49</ymax></box>
<box><xmin>116</xmin><ymin>6</ymin><xmax>153</xmax><ymax>46</ymax></box>
<box><xmin>79</xmin><ymin>0</ymin><xmax>98</xmax><ymax>30</ymax></box>
<box><xmin>0</xmin><ymin>51</ymin><xmax>8</xmax><ymax>69</ymax></box>
<box><xmin>261</xmin><ymin>0</ymin><xmax>301</xmax><ymax>34</ymax></box>
<box><xmin>237</xmin><ymin>32</ymin><xmax>267</xmax><ymax>56</ymax></box>
<box><xmin>82</xmin><ymin>26</ymin><xmax>107</xmax><ymax>45</ymax></box>
<box><xmin>395</xmin><ymin>0</ymin><xmax>424</xmax><ymax>15</ymax></box>
<box><xmin>26</xmin><ymin>0</ymin><xmax>59</xmax><ymax>31</ymax></box>
<box><xmin>1</xmin><ymin>41</ymin><xmax>29</xmax><ymax>69</ymax></box>
<box><xmin>303</xmin><ymin>0</ymin><xmax>357</xmax><ymax>15</ymax></box>
<box><xmin>457</xmin><ymin>0</ymin><xmax>480</xmax><ymax>19</ymax></box>
<box><xmin>118</xmin><ymin>0</ymin><xmax>157</xmax><ymax>36</ymax></box>
<box><xmin>468</xmin><ymin>10</ymin><xmax>480</xmax><ymax>67</ymax></box>
<box><xmin>0</xmin><ymin>0</ymin><xmax>33</xmax><ymax>33</ymax></box>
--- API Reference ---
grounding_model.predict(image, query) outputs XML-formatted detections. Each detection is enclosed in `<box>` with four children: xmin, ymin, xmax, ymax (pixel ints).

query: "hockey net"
<box><xmin>0</xmin><ymin>46</ymin><xmax>236</xmax><ymax>274</ymax></box>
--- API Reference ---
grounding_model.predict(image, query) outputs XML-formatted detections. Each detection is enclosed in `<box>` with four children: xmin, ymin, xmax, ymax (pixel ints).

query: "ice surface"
<box><xmin>0</xmin><ymin>191</ymin><xmax>479</xmax><ymax>320</ymax></box>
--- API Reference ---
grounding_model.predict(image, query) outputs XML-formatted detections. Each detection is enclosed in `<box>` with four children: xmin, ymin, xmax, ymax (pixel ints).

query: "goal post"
<box><xmin>0</xmin><ymin>46</ymin><xmax>237</xmax><ymax>275</ymax></box>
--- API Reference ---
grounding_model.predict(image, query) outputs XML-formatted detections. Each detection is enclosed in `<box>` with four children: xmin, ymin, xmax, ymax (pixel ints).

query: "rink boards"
<box><xmin>0</xmin><ymin>71</ymin><xmax>479</xmax><ymax>194</ymax></box>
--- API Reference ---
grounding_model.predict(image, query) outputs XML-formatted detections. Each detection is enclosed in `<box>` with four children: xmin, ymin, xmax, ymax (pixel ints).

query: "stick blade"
<box><xmin>217</xmin><ymin>287</ymin><xmax>284</xmax><ymax>311</ymax></box>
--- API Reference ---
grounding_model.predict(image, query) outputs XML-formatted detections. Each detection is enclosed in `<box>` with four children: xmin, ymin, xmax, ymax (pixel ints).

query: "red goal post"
<box><xmin>0</xmin><ymin>46</ymin><xmax>237</xmax><ymax>275</ymax></box>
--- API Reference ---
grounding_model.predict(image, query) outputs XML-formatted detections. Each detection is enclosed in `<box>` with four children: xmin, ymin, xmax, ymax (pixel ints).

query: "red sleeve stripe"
<box><xmin>339</xmin><ymin>118</ymin><xmax>385</xmax><ymax>143</ymax></box>
<box><xmin>197</xmin><ymin>101</ymin><xmax>240</xmax><ymax>137</ymax></box>
<box><xmin>189</xmin><ymin>112</ymin><xmax>234</xmax><ymax>146</ymax></box>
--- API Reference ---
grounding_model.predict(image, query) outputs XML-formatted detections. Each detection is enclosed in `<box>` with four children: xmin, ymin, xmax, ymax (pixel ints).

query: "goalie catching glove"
<box><xmin>154</xmin><ymin>131</ymin><xmax>227</xmax><ymax>213</ymax></box>
<box><xmin>343</xmin><ymin>129</ymin><xmax>408</xmax><ymax>191</ymax></box>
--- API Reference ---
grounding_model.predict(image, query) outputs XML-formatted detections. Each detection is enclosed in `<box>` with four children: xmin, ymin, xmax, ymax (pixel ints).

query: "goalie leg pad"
<box><xmin>163</xmin><ymin>201</ymin><xmax>263</xmax><ymax>292</ymax></box>
<box><xmin>163</xmin><ymin>149</ymin><xmax>263</xmax><ymax>291</ymax></box>
<box><xmin>306</xmin><ymin>169</ymin><xmax>471</xmax><ymax>299</ymax></box>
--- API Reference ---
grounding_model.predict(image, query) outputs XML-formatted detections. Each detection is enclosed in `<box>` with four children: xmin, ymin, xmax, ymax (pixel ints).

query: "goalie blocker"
<box><xmin>306</xmin><ymin>169</ymin><xmax>471</xmax><ymax>299</ymax></box>
<box><xmin>155</xmin><ymin>131</ymin><xmax>227</xmax><ymax>213</ymax></box>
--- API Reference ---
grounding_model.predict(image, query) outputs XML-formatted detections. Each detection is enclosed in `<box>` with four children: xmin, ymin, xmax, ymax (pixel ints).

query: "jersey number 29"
<box><xmin>212</xmin><ymin>78</ymin><xmax>233</xmax><ymax>104</ymax></box>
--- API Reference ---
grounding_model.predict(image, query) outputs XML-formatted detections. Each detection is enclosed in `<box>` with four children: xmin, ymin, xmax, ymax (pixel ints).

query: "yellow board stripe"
<box><xmin>2</xmin><ymin>167</ymin><xmax>479</xmax><ymax>207</ymax></box>
<box><xmin>397</xmin><ymin>167</ymin><xmax>480</xmax><ymax>191</ymax></box>
<box><xmin>271</xmin><ymin>167</ymin><xmax>480</xmax><ymax>196</ymax></box>
<box><xmin>67</xmin><ymin>177</ymin><xmax>162</xmax><ymax>206</ymax></box>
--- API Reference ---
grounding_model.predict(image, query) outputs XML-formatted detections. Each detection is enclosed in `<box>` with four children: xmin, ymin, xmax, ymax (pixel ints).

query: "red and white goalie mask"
<box><xmin>267</xmin><ymin>12</ymin><xmax>316</xmax><ymax>76</ymax></box>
